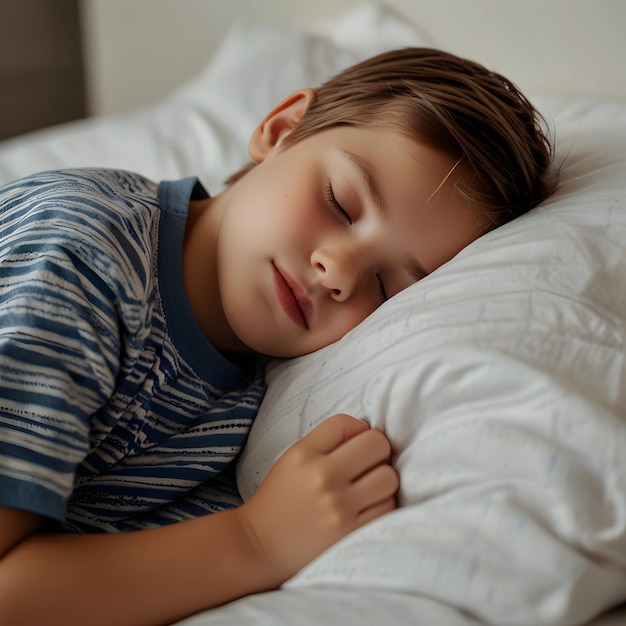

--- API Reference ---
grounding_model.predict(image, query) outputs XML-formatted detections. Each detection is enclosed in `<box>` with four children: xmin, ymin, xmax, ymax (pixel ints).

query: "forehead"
<box><xmin>315</xmin><ymin>125</ymin><xmax>463</xmax><ymax>204</ymax></box>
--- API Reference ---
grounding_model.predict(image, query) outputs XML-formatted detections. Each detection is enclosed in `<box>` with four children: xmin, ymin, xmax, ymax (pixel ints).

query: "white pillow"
<box><xmin>236</xmin><ymin>97</ymin><xmax>626</xmax><ymax>625</ymax></box>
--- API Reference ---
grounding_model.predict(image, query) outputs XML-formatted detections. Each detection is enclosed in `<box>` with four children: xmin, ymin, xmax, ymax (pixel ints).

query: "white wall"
<box><xmin>80</xmin><ymin>0</ymin><xmax>626</xmax><ymax>116</ymax></box>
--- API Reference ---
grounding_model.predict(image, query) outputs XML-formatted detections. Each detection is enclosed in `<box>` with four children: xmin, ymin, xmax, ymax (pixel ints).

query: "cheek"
<box><xmin>272</xmin><ymin>202</ymin><xmax>327</xmax><ymax>254</ymax></box>
<box><xmin>223</xmin><ymin>190</ymin><xmax>282</xmax><ymax>249</ymax></box>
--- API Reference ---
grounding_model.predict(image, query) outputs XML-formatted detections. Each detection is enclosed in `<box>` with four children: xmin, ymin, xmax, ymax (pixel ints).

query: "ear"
<box><xmin>248</xmin><ymin>88</ymin><xmax>316</xmax><ymax>163</ymax></box>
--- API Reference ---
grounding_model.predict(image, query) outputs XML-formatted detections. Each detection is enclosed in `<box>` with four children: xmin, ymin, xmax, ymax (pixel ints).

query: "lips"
<box><xmin>271</xmin><ymin>263</ymin><xmax>310</xmax><ymax>329</ymax></box>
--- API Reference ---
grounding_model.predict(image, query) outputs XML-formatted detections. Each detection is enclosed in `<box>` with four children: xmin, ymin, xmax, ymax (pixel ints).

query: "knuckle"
<box><xmin>381</xmin><ymin>496</ymin><xmax>398</xmax><ymax>514</ymax></box>
<box><xmin>309</xmin><ymin>463</ymin><xmax>335</xmax><ymax>493</ymax></box>
<box><xmin>327</xmin><ymin>413</ymin><xmax>352</xmax><ymax>428</ymax></box>
<box><xmin>378</xmin><ymin>459</ymin><xmax>398</xmax><ymax>480</ymax></box>
<box><xmin>385</xmin><ymin>464</ymin><xmax>400</xmax><ymax>492</ymax></box>
<box><xmin>373</xmin><ymin>428</ymin><xmax>392</xmax><ymax>450</ymax></box>
<box><xmin>323</xmin><ymin>495</ymin><xmax>352</xmax><ymax>531</ymax></box>
<box><xmin>361</xmin><ymin>428</ymin><xmax>392</xmax><ymax>456</ymax></box>
<box><xmin>284</xmin><ymin>440</ymin><xmax>311</xmax><ymax>466</ymax></box>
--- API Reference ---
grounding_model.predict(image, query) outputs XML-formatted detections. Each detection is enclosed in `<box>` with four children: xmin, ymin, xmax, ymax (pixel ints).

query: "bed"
<box><xmin>1</xmin><ymin>3</ymin><xmax>625</xmax><ymax>625</ymax></box>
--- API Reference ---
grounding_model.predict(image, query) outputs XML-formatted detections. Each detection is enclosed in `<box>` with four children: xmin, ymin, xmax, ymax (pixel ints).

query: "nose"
<box><xmin>311</xmin><ymin>246</ymin><xmax>363</xmax><ymax>301</ymax></box>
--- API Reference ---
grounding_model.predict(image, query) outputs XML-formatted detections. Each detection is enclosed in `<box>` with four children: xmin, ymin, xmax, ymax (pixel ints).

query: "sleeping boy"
<box><xmin>0</xmin><ymin>47</ymin><xmax>555</xmax><ymax>625</ymax></box>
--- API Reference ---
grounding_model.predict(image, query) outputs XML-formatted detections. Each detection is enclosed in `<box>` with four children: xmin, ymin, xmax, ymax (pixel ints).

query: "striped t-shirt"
<box><xmin>0</xmin><ymin>169</ymin><xmax>266</xmax><ymax>532</ymax></box>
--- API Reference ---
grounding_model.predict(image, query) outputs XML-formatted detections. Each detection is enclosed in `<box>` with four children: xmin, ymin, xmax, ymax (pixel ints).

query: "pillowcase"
<box><xmin>236</xmin><ymin>97</ymin><xmax>626</xmax><ymax>625</ymax></box>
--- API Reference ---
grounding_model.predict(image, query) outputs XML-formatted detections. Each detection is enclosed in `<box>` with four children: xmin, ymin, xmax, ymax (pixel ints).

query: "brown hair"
<box><xmin>227</xmin><ymin>47</ymin><xmax>557</xmax><ymax>228</ymax></box>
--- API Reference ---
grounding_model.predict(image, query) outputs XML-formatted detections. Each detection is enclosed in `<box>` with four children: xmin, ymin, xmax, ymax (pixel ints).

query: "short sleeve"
<box><xmin>0</xmin><ymin>172</ymin><xmax>125</xmax><ymax>520</ymax></box>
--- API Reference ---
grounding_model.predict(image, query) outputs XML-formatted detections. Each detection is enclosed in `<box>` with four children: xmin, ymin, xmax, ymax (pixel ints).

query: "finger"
<box><xmin>327</xmin><ymin>428</ymin><xmax>392</xmax><ymax>482</ymax></box>
<box><xmin>301</xmin><ymin>413</ymin><xmax>370</xmax><ymax>455</ymax></box>
<box><xmin>356</xmin><ymin>495</ymin><xmax>398</xmax><ymax>528</ymax></box>
<box><xmin>350</xmin><ymin>463</ymin><xmax>399</xmax><ymax>511</ymax></box>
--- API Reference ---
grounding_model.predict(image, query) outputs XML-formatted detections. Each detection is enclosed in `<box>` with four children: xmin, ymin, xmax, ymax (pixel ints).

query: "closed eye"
<box><xmin>325</xmin><ymin>184</ymin><xmax>352</xmax><ymax>225</ymax></box>
<box><xmin>377</xmin><ymin>274</ymin><xmax>388</xmax><ymax>303</ymax></box>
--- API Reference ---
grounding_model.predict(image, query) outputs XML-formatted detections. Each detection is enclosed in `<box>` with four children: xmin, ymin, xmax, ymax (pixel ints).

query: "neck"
<box><xmin>182</xmin><ymin>190</ymin><xmax>251</xmax><ymax>354</ymax></box>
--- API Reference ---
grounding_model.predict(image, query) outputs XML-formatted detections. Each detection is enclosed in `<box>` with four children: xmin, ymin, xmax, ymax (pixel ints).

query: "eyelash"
<box><xmin>325</xmin><ymin>184</ymin><xmax>352</xmax><ymax>225</ymax></box>
<box><xmin>324</xmin><ymin>185</ymin><xmax>388</xmax><ymax>303</ymax></box>
<box><xmin>377</xmin><ymin>275</ymin><xmax>388</xmax><ymax>303</ymax></box>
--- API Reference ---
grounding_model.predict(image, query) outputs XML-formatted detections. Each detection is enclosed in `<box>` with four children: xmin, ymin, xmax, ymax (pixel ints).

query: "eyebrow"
<box><xmin>406</xmin><ymin>256</ymin><xmax>429</xmax><ymax>281</ymax></box>
<box><xmin>340</xmin><ymin>149</ymin><xmax>429</xmax><ymax>281</ymax></box>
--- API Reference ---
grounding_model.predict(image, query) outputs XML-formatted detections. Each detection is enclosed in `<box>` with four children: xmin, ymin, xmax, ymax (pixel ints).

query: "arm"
<box><xmin>0</xmin><ymin>508</ymin><xmax>41</xmax><ymax>560</ymax></box>
<box><xmin>0</xmin><ymin>414</ymin><xmax>398</xmax><ymax>626</ymax></box>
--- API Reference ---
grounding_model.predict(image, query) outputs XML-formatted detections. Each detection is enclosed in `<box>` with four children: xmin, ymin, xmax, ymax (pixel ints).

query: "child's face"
<box><xmin>213</xmin><ymin>123</ymin><xmax>485</xmax><ymax>358</ymax></box>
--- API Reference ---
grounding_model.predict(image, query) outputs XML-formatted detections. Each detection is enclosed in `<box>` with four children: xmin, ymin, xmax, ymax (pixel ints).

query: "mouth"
<box><xmin>271</xmin><ymin>262</ymin><xmax>310</xmax><ymax>329</ymax></box>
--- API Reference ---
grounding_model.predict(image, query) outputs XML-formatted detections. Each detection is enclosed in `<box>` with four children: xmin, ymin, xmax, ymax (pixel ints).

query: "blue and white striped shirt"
<box><xmin>0</xmin><ymin>169</ymin><xmax>266</xmax><ymax>532</ymax></box>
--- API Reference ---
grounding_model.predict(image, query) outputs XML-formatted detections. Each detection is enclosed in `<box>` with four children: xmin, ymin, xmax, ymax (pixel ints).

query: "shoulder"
<box><xmin>3</xmin><ymin>168</ymin><xmax>157</xmax><ymax>194</ymax></box>
<box><xmin>1</xmin><ymin>168</ymin><xmax>160</xmax><ymax>229</ymax></box>
<box><xmin>2</xmin><ymin>168</ymin><xmax>158</xmax><ymax>216</ymax></box>
<box><xmin>0</xmin><ymin>169</ymin><xmax>166</xmax><ymax>318</ymax></box>
<box><xmin>1</xmin><ymin>168</ymin><xmax>160</xmax><ymax>267</ymax></box>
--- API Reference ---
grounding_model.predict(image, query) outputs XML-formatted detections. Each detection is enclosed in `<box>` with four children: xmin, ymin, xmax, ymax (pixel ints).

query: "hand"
<box><xmin>236</xmin><ymin>413</ymin><xmax>399</xmax><ymax>584</ymax></box>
